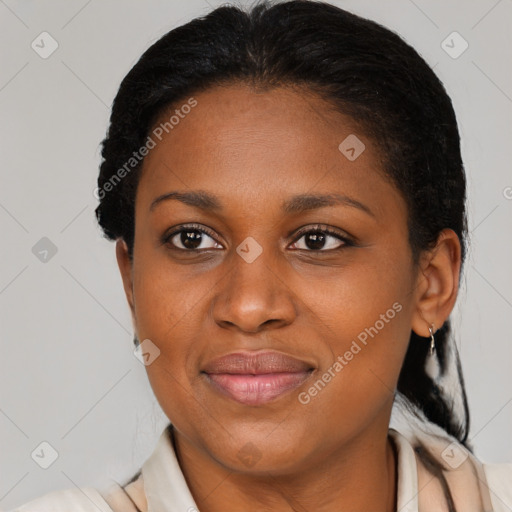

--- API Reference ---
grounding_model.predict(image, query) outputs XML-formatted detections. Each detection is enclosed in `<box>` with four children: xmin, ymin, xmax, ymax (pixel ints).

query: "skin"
<box><xmin>116</xmin><ymin>83</ymin><xmax>461</xmax><ymax>512</ymax></box>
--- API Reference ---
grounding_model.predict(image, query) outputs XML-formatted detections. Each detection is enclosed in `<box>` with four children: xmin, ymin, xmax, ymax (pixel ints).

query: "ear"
<box><xmin>411</xmin><ymin>228</ymin><xmax>462</xmax><ymax>337</ymax></box>
<box><xmin>116</xmin><ymin>239</ymin><xmax>136</xmax><ymax>320</ymax></box>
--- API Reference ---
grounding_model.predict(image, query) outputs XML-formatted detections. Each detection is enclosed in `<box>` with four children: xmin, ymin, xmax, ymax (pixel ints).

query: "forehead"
<box><xmin>136</xmin><ymin>84</ymin><xmax>404</xmax><ymax>222</ymax></box>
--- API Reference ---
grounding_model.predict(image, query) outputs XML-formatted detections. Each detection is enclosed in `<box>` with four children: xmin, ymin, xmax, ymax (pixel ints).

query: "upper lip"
<box><xmin>202</xmin><ymin>350</ymin><xmax>314</xmax><ymax>375</ymax></box>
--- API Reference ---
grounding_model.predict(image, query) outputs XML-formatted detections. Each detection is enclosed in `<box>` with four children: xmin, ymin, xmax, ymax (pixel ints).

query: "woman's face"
<box><xmin>118</xmin><ymin>84</ymin><xmax>428</xmax><ymax>473</ymax></box>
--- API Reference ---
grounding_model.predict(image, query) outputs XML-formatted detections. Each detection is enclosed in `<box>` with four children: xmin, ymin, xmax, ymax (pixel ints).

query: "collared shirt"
<box><xmin>11</xmin><ymin>423</ymin><xmax>512</xmax><ymax>512</ymax></box>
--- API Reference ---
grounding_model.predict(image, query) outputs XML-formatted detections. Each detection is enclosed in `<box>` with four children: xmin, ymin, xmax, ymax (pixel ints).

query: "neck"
<box><xmin>172</xmin><ymin>421</ymin><xmax>398</xmax><ymax>512</ymax></box>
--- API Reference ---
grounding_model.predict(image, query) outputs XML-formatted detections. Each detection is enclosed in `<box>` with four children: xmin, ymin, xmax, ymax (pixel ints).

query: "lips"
<box><xmin>202</xmin><ymin>351</ymin><xmax>315</xmax><ymax>406</ymax></box>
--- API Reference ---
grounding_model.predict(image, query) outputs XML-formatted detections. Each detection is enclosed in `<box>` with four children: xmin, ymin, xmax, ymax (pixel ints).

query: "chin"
<box><xmin>202</xmin><ymin>427</ymin><xmax>315</xmax><ymax>475</ymax></box>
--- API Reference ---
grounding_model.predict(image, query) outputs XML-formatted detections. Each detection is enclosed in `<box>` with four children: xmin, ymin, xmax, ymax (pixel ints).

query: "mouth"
<box><xmin>201</xmin><ymin>350</ymin><xmax>315</xmax><ymax>406</ymax></box>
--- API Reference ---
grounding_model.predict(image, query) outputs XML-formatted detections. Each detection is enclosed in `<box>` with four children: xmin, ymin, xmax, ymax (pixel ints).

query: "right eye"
<box><xmin>162</xmin><ymin>224</ymin><xmax>224</xmax><ymax>251</ymax></box>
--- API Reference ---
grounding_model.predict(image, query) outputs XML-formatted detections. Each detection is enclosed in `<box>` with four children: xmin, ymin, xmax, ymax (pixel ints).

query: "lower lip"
<box><xmin>204</xmin><ymin>371</ymin><xmax>313</xmax><ymax>405</ymax></box>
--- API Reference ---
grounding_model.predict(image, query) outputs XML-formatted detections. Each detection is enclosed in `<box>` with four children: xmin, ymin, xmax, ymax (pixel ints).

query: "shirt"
<box><xmin>10</xmin><ymin>422</ymin><xmax>512</xmax><ymax>512</ymax></box>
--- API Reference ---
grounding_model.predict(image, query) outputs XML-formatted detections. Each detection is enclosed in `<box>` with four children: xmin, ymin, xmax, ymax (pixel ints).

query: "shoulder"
<box><xmin>389</xmin><ymin>413</ymin><xmax>512</xmax><ymax>511</ymax></box>
<box><xmin>9</xmin><ymin>475</ymin><xmax>147</xmax><ymax>512</ymax></box>
<box><xmin>483</xmin><ymin>462</ymin><xmax>512</xmax><ymax>511</ymax></box>
<box><xmin>9</xmin><ymin>486</ymin><xmax>114</xmax><ymax>512</ymax></box>
<box><xmin>101</xmin><ymin>473</ymin><xmax>147</xmax><ymax>512</ymax></box>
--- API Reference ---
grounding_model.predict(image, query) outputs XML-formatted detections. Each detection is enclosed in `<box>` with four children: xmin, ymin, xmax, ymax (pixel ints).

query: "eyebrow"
<box><xmin>282</xmin><ymin>193</ymin><xmax>375</xmax><ymax>218</ymax></box>
<box><xmin>150</xmin><ymin>191</ymin><xmax>375</xmax><ymax>218</ymax></box>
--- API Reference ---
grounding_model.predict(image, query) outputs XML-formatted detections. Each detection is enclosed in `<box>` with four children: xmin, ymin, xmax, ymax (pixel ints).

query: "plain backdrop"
<box><xmin>1</xmin><ymin>0</ymin><xmax>511</xmax><ymax>509</ymax></box>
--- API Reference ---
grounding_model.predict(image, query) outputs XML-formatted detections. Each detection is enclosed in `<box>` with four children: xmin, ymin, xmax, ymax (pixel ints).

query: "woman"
<box><xmin>13</xmin><ymin>1</ymin><xmax>512</xmax><ymax>511</ymax></box>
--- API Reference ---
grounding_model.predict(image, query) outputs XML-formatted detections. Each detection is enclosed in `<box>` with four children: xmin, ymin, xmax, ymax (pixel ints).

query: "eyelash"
<box><xmin>161</xmin><ymin>223</ymin><xmax>354</xmax><ymax>253</ymax></box>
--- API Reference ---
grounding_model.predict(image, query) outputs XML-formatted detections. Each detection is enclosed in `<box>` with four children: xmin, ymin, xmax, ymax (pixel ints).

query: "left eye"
<box><xmin>290</xmin><ymin>229</ymin><xmax>348</xmax><ymax>251</ymax></box>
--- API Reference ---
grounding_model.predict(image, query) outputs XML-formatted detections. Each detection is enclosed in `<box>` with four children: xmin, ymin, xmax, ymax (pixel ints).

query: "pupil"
<box><xmin>306</xmin><ymin>231</ymin><xmax>325</xmax><ymax>250</ymax></box>
<box><xmin>182</xmin><ymin>230</ymin><xmax>202</xmax><ymax>249</ymax></box>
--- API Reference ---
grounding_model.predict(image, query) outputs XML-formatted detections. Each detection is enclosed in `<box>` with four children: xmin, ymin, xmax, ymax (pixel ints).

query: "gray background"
<box><xmin>1</xmin><ymin>0</ymin><xmax>511</xmax><ymax>509</ymax></box>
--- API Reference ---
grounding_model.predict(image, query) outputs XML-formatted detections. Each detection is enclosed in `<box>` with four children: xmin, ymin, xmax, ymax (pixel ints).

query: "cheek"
<box><xmin>297</xmin><ymin>249</ymin><xmax>414</xmax><ymax>429</ymax></box>
<box><xmin>130</xmin><ymin>252</ymin><xmax>216</xmax><ymax>413</ymax></box>
<box><xmin>131</xmin><ymin>245</ymin><xmax>206</xmax><ymax>338</ymax></box>
<box><xmin>302</xmin><ymin>240</ymin><xmax>412</xmax><ymax>341</ymax></box>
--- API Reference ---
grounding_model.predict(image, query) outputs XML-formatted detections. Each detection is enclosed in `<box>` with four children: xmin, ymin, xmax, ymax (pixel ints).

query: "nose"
<box><xmin>211</xmin><ymin>246</ymin><xmax>297</xmax><ymax>334</ymax></box>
